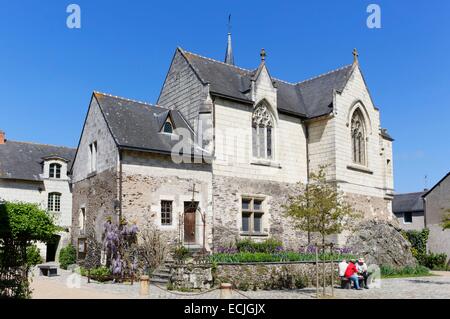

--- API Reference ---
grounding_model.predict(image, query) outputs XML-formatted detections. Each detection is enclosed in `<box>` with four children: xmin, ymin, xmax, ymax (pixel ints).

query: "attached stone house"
<box><xmin>423</xmin><ymin>172</ymin><xmax>450</xmax><ymax>262</ymax></box>
<box><xmin>393</xmin><ymin>192</ymin><xmax>426</xmax><ymax>231</ymax></box>
<box><xmin>71</xmin><ymin>38</ymin><xmax>395</xmax><ymax>265</ymax></box>
<box><xmin>0</xmin><ymin>131</ymin><xmax>75</xmax><ymax>261</ymax></box>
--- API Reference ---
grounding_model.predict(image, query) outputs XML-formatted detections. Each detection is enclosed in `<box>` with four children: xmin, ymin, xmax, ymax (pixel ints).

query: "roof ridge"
<box><xmin>272</xmin><ymin>77</ymin><xmax>297</xmax><ymax>86</ymax></box>
<box><xmin>94</xmin><ymin>91</ymin><xmax>156</xmax><ymax>107</ymax></box>
<box><xmin>4</xmin><ymin>140</ymin><xmax>76</xmax><ymax>150</ymax></box>
<box><xmin>296</xmin><ymin>64</ymin><xmax>353</xmax><ymax>85</ymax></box>
<box><xmin>181</xmin><ymin>49</ymin><xmax>254</xmax><ymax>74</ymax></box>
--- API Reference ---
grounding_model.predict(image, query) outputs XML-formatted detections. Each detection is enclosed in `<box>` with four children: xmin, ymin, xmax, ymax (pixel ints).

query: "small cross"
<box><xmin>188</xmin><ymin>183</ymin><xmax>199</xmax><ymax>202</ymax></box>
<box><xmin>260</xmin><ymin>48</ymin><xmax>266</xmax><ymax>62</ymax></box>
<box><xmin>353</xmin><ymin>48</ymin><xmax>359</xmax><ymax>64</ymax></box>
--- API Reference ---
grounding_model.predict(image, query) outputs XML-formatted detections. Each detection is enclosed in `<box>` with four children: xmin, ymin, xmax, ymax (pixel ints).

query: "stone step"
<box><xmin>152</xmin><ymin>272</ymin><xmax>170</xmax><ymax>279</ymax></box>
<box><xmin>150</xmin><ymin>277</ymin><xmax>169</xmax><ymax>284</ymax></box>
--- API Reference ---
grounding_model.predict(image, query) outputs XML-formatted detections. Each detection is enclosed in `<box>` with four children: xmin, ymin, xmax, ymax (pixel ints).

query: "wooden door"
<box><xmin>184</xmin><ymin>202</ymin><xmax>197</xmax><ymax>243</ymax></box>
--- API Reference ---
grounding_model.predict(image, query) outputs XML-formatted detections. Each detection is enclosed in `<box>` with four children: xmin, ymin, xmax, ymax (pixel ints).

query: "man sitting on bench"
<box><xmin>345</xmin><ymin>259</ymin><xmax>362</xmax><ymax>290</ymax></box>
<box><xmin>357</xmin><ymin>258</ymin><xmax>369</xmax><ymax>289</ymax></box>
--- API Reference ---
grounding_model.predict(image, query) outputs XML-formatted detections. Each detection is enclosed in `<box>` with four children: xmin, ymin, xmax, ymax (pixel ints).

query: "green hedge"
<box><xmin>418</xmin><ymin>253</ymin><xmax>448</xmax><ymax>270</ymax></box>
<box><xmin>210</xmin><ymin>251</ymin><xmax>355</xmax><ymax>263</ymax></box>
<box><xmin>58</xmin><ymin>245</ymin><xmax>77</xmax><ymax>270</ymax></box>
<box><xmin>236</xmin><ymin>238</ymin><xmax>283</xmax><ymax>253</ymax></box>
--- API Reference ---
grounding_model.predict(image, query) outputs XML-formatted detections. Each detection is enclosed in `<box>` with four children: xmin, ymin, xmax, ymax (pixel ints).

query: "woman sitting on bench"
<box><xmin>345</xmin><ymin>259</ymin><xmax>363</xmax><ymax>290</ymax></box>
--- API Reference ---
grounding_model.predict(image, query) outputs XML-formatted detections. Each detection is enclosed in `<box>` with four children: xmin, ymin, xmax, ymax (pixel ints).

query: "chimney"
<box><xmin>0</xmin><ymin>131</ymin><xmax>5</xmax><ymax>144</ymax></box>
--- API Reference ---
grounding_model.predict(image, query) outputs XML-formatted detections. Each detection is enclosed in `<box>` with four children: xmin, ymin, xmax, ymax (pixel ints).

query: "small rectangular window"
<box><xmin>241</xmin><ymin>197</ymin><xmax>265</xmax><ymax>234</ymax></box>
<box><xmin>404</xmin><ymin>212</ymin><xmax>412</xmax><ymax>224</ymax></box>
<box><xmin>161</xmin><ymin>200</ymin><xmax>172</xmax><ymax>225</ymax></box>
<box><xmin>89</xmin><ymin>141</ymin><xmax>97</xmax><ymax>173</ymax></box>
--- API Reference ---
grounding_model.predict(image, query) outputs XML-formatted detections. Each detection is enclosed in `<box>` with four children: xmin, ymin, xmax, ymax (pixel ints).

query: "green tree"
<box><xmin>0</xmin><ymin>201</ymin><xmax>59</xmax><ymax>298</ymax></box>
<box><xmin>284</xmin><ymin>167</ymin><xmax>360</xmax><ymax>246</ymax></box>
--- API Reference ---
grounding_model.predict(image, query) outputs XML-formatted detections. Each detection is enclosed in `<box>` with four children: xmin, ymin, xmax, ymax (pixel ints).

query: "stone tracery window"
<box><xmin>252</xmin><ymin>102</ymin><xmax>274</xmax><ymax>159</ymax></box>
<box><xmin>351</xmin><ymin>109</ymin><xmax>366</xmax><ymax>165</ymax></box>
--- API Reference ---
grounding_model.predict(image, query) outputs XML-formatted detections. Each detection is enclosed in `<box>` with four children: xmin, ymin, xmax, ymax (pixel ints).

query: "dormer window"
<box><xmin>163</xmin><ymin>121</ymin><xmax>173</xmax><ymax>134</ymax></box>
<box><xmin>252</xmin><ymin>102</ymin><xmax>274</xmax><ymax>160</ymax></box>
<box><xmin>49</xmin><ymin>163</ymin><xmax>62</xmax><ymax>178</ymax></box>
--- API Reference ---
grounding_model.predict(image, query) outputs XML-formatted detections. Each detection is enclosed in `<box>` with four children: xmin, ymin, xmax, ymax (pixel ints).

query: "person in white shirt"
<box><xmin>356</xmin><ymin>258</ymin><xmax>369</xmax><ymax>289</ymax></box>
<box><xmin>338</xmin><ymin>259</ymin><xmax>348</xmax><ymax>277</ymax></box>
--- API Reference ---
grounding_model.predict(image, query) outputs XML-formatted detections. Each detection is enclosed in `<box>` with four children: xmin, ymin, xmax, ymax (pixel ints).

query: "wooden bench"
<box><xmin>340</xmin><ymin>276</ymin><xmax>364</xmax><ymax>289</ymax></box>
<box><xmin>38</xmin><ymin>264</ymin><xmax>58</xmax><ymax>277</ymax></box>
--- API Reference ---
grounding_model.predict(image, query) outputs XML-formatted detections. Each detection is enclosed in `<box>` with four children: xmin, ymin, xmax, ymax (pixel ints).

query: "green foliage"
<box><xmin>236</xmin><ymin>238</ymin><xmax>283</xmax><ymax>253</ymax></box>
<box><xmin>0</xmin><ymin>202</ymin><xmax>59</xmax><ymax>242</ymax></box>
<box><xmin>284</xmin><ymin>167</ymin><xmax>360</xmax><ymax>245</ymax></box>
<box><xmin>418</xmin><ymin>252</ymin><xmax>448</xmax><ymax>270</ymax></box>
<box><xmin>173</xmin><ymin>245</ymin><xmax>191</xmax><ymax>261</ymax></box>
<box><xmin>442</xmin><ymin>210</ymin><xmax>450</xmax><ymax>230</ymax></box>
<box><xmin>380</xmin><ymin>265</ymin><xmax>430</xmax><ymax>278</ymax></box>
<box><xmin>0</xmin><ymin>201</ymin><xmax>59</xmax><ymax>298</ymax></box>
<box><xmin>80</xmin><ymin>266</ymin><xmax>112</xmax><ymax>282</ymax></box>
<box><xmin>26</xmin><ymin>244</ymin><xmax>43</xmax><ymax>267</ymax></box>
<box><xmin>403</xmin><ymin>228</ymin><xmax>429</xmax><ymax>258</ymax></box>
<box><xmin>210</xmin><ymin>251</ymin><xmax>355</xmax><ymax>263</ymax></box>
<box><xmin>58</xmin><ymin>245</ymin><xmax>77</xmax><ymax>270</ymax></box>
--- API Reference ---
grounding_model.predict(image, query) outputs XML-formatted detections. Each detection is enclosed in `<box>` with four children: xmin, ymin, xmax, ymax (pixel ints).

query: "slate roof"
<box><xmin>0</xmin><ymin>141</ymin><xmax>76</xmax><ymax>181</ymax></box>
<box><xmin>93</xmin><ymin>92</ymin><xmax>206</xmax><ymax>157</ymax></box>
<box><xmin>180</xmin><ymin>49</ymin><xmax>354</xmax><ymax>118</ymax></box>
<box><xmin>393</xmin><ymin>192</ymin><xmax>425</xmax><ymax>213</ymax></box>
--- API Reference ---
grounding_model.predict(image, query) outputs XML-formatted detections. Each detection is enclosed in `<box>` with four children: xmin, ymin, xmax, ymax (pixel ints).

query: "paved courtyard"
<box><xmin>30</xmin><ymin>268</ymin><xmax>450</xmax><ymax>299</ymax></box>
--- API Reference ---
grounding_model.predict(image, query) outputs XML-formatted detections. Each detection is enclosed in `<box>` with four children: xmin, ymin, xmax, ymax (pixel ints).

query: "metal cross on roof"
<box><xmin>352</xmin><ymin>48</ymin><xmax>359</xmax><ymax>64</ymax></box>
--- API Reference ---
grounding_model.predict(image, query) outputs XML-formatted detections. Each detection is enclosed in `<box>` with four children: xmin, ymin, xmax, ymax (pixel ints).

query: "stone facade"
<box><xmin>423</xmin><ymin>173</ymin><xmax>450</xmax><ymax>262</ymax></box>
<box><xmin>71</xmin><ymin>49</ymin><xmax>397</xmax><ymax>262</ymax></box>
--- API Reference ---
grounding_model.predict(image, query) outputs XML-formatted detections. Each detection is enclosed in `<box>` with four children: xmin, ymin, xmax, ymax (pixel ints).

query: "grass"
<box><xmin>380</xmin><ymin>265</ymin><xmax>431</xmax><ymax>279</ymax></box>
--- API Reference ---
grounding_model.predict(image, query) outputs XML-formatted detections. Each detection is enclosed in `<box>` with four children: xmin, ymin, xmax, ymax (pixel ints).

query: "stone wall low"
<box><xmin>169</xmin><ymin>263</ymin><xmax>213</xmax><ymax>290</ymax></box>
<box><xmin>214</xmin><ymin>262</ymin><xmax>338</xmax><ymax>291</ymax></box>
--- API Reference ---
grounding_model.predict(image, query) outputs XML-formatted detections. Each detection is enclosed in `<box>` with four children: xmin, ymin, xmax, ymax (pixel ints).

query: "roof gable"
<box><xmin>93</xmin><ymin>92</ymin><xmax>204</xmax><ymax>157</ymax></box>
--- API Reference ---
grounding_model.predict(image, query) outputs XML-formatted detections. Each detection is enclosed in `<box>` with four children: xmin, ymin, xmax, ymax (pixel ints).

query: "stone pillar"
<box><xmin>220</xmin><ymin>283</ymin><xmax>232</xmax><ymax>299</ymax></box>
<box><xmin>140</xmin><ymin>275</ymin><xmax>150</xmax><ymax>296</ymax></box>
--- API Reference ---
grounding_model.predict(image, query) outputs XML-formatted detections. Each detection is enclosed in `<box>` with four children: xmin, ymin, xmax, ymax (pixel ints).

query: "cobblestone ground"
<box><xmin>30</xmin><ymin>268</ymin><xmax>450</xmax><ymax>299</ymax></box>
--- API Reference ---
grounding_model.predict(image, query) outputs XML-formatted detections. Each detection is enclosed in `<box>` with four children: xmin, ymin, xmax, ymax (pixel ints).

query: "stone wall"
<box><xmin>214</xmin><ymin>262</ymin><xmax>338</xmax><ymax>290</ymax></box>
<box><xmin>212</xmin><ymin>175</ymin><xmax>307</xmax><ymax>250</ymax></box>
<box><xmin>71</xmin><ymin>167</ymin><xmax>118</xmax><ymax>268</ymax></box>
<box><xmin>170</xmin><ymin>263</ymin><xmax>213</xmax><ymax>290</ymax></box>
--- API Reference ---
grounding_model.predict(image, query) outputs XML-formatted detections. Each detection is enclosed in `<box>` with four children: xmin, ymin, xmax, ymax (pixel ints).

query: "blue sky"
<box><xmin>0</xmin><ymin>0</ymin><xmax>449</xmax><ymax>193</ymax></box>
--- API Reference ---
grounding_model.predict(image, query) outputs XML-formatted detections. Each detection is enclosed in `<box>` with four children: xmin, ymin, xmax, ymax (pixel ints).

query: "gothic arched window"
<box><xmin>252</xmin><ymin>103</ymin><xmax>274</xmax><ymax>159</ymax></box>
<box><xmin>351</xmin><ymin>109</ymin><xmax>366</xmax><ymax>165</ymax></box>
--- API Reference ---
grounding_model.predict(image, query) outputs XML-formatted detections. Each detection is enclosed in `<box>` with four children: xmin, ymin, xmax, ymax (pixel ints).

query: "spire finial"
<box><xmin>353</xmin><ymin>48</ymin><xmax>359</xmax><ymax>64</ymax></box>
<box><xmin>224</xmin><ymin>14</ymin><xmax>234</xmax><ymax>65</ymax></box>
<box><xmin>260</xmin><ymin>48</ymin><xmax>266</xmax><ymax>62</ymax></box>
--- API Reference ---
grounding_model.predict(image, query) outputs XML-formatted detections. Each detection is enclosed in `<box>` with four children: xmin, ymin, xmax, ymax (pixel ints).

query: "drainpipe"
<box><xmin>305</xmin><ymin>124</ymin><xmax>311</xmax><ymax>244</ymax></box>
<box><xmin>118</xmin><ymin>150</ymin><xmax>123</xmax><ymax>224</ymax></box>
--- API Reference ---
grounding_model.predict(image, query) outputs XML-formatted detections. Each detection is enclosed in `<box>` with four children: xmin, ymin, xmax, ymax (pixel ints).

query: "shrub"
<box><xmin>58</xmin><ymin>245</ymin><xmax>77</xmax><ymax>270</ymax></box>
<box><xmin>418</xmin><ymin>253</ymin><xmax>448</xmax><ymax>270</ymax></box>
<box><xmin>173</xmin><ymin>245</ymin><xmax>191</xmax><ymax>261</ymax></box>
<box><xmin>26</xmin><ymin>244</ymin><xmax>43</xmax><ymax>266</ymax></box>
<box><xmin>236</xmin><ymin>238</ymin><xmax>283</xmax><ymax>253</ymax></box>
<box><xmin>80</xmin><ymin>266</ymin><xmax>112</xmax><ymax>282</ymax></box>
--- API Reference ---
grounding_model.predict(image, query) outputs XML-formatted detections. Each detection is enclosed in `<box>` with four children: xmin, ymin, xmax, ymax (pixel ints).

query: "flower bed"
<box><xmin>210</xmin><ymin>251</ymin><xmax>355</xmax><ymax>263</ymax></box>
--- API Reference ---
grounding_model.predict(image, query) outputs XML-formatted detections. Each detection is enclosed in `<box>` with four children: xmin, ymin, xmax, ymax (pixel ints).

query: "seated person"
<box><xmin>357</xmin><ymin>258</ymin><xmax>369</xmax><ymax>289</ymax></box>
<box><xmin>338</xmin><ymin>259</ymin><xmax>348</xmax><ymax>278</ymax></box>
<box><xmin>344</xmin><ymin>259</ymin><xmax>362</xmax><ymax>290</ymax></box>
